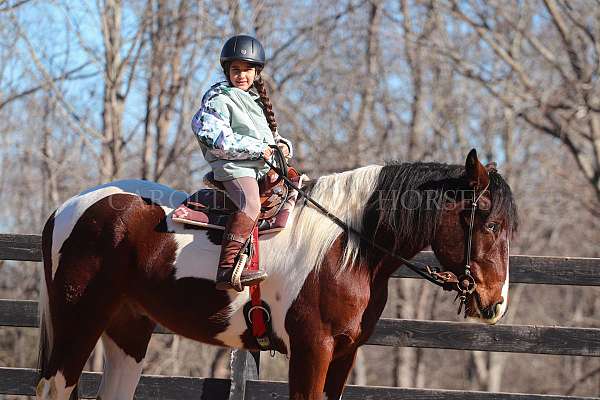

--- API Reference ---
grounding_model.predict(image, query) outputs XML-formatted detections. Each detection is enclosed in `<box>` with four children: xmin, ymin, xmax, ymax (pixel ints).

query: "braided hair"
<box><xmin>252</xmin><ymin>74</ymin><xmax>278</xmax><ymax>135</ymax></box>
<box><xmin>223</xmin><ymin>62</ymin><xmax>278</xmax><ymax>135</ymax></box>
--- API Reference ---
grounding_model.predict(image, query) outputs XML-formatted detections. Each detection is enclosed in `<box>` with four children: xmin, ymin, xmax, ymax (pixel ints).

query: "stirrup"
<box><xmin>230</xmin><ymin>253</ymin><xmax>248</xmax><ymax>292</ymax></box>
<box><xmin>216</xmin><ymin>255</ymin><xmax>268</xmax><ymax>292</ymax></box>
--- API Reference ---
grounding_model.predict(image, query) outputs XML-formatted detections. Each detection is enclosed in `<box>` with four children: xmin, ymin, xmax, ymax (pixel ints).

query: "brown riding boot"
<box><xmin>215</xmin><ymin>211</ymin><xmax>267</xmax><ymax>291</ymax></box>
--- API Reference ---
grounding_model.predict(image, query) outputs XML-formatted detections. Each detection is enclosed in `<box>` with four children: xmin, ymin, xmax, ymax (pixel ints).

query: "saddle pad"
<box><xmin>171</xmin><ymin>203</ymin><xmax>228</xmax><ymax>230</ymax></box>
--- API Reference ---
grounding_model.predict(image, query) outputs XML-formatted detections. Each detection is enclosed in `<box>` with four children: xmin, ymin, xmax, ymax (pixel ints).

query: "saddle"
<box><xmin>172</xmin><ymin>166</ymin><xmax>306</xmax><ymax>234</ymax></box>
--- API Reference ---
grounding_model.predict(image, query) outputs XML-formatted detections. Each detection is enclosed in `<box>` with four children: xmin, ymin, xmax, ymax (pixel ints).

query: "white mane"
<box><xmin>264</xmin><ymin>165</ymin><xmax>382</xmax><ymax>276</ymax></box>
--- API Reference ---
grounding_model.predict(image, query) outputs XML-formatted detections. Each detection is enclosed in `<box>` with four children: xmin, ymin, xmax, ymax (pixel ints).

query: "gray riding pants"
<box><xmin>222</xmin><ymin>177</ymin><xmax>261</xmax><ymax>220</ymax></box>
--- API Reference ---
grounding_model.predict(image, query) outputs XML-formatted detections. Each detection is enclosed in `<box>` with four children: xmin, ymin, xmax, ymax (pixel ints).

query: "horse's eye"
<box><xmin>486</xmin><ymin>222</ymin><xmax>500</xmax><ymax>233</ymax></box>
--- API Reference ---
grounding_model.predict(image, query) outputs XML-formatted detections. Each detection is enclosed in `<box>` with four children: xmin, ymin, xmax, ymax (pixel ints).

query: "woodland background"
<box><xmin>0</xmin><ymin>0</ymin><xmax>599</xmax><ymax>398</ymax></box>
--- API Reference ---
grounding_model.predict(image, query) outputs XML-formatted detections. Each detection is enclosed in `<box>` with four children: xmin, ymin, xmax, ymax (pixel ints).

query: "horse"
<box><xmin>35</xmin><ymin>149</ymin><xmax>517</xmax><ymax>400</ymax></box>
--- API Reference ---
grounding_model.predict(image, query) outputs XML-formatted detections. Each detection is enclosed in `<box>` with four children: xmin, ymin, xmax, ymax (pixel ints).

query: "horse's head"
<box><xmin>431</xmin><ymin>149</ymin><xmax>517</xmax><ymax>325</ymax></box>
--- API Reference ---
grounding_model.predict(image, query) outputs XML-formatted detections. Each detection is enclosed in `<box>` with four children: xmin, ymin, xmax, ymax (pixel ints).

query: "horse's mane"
<box><xmin>362</xmin><ymin>161</ymin><xmax>519</xmax><ymax>254</ymax></box>
<box><xmin>286</xmin><ymin>161</ymin><xmax>518</xmax><ymax>274</ymax></box>
<box><xmin>286</xmin><ymin>165</ymin><xmax>382</xmax><ymax>274</ymax></box>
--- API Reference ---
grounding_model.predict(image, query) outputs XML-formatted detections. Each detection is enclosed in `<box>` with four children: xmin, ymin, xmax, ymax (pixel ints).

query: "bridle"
<box><xmin>454</xmin><ymin>180</ymin><xmax>490</xmax><ymax>316</ymax></box>
<box><xmin>263</xmin><ymin>151</ymin><xmax>490</xmax><ymax>317</ymax></box>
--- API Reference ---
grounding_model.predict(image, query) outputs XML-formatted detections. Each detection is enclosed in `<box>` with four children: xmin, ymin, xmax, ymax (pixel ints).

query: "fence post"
<box><xmin>229</xmin><ymin>350</ymin><xmax>260</xmax><ymax>400</ymax></box>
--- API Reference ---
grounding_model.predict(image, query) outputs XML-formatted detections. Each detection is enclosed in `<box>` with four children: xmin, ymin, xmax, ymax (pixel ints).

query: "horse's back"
<box><xmin>44</xmin><ymin>180</ymin><xmax>184</xmax><ymax>280</ymax></box>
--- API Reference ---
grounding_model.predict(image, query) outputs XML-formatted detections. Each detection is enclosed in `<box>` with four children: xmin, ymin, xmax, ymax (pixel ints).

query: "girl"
<box><xmin>192</xmin><ymin>35</ymin><xmax>292</xmax><ymax>291</ymax></box>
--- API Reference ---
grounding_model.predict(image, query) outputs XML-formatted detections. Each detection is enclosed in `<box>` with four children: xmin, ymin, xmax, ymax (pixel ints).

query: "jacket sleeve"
<box><xmin>273</xmin><ymin>130</ymin><xmax>294</xmax><ymax>158</ymax></box>
<box><xmin>191</xmin><ymin>95</ymin><xmax>266</xmax><ymax>160</ymax></box>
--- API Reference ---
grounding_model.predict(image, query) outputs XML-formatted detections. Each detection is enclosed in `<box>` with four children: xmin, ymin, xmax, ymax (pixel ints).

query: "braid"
<box><xmin>253</xmin><ymin>75</ymin><xmax>278</xmax><ymax>135</ymax></box>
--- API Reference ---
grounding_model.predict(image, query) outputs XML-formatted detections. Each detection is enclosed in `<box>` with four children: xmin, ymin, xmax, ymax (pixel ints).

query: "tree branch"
<box><xmin>0</xmin><ymin>63</ymin><xmax>95</xmax><ymax>111</ymax></box>
<box><xmin>0</xmin><ymin>0</ymin><xmax>33</xmax><ymax>12</ymax></box>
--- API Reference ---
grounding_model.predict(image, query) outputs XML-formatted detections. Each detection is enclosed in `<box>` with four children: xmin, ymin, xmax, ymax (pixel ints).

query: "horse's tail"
<box><xmin>36</xmin><ymin>268</ymin><xmax>52</xmax><ymax>384</ymax></box>
<box><xmin>37</xmin><ymin>210</ymin><xmax>79</xmax><ymax>400</ymax></box>
<box><xmin>37</xmin><ymin>211</ymin><xmax>55</xmax><ymax>379</ymax></box>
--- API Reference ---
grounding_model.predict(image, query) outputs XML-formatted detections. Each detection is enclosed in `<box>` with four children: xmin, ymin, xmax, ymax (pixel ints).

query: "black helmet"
<box><xmin>220</xmin><ymin>35</ymin><xmax>266</xmax><ymax>69</ymax></box>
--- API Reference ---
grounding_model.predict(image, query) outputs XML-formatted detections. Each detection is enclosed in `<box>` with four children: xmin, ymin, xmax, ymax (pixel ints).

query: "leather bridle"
<box><xmin>263</xmin><ymin>154</ymin><xmax>490</xmax><ymax>317</ymax></box>
<box><xmin>454</xmin><ymin>181</ymin><xmax>490</xmax><ymax>316</ymax></box>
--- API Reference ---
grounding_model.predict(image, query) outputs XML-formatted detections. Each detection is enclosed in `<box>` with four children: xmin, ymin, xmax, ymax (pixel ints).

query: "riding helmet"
<box><xmin>220</xmin><ymin>35</ymin><xmax>266</xmax><ymax>68</ymax></box>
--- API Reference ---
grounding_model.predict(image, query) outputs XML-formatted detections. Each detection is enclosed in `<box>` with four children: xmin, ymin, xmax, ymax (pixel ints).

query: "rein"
<box><xmin>263</xmin><ymin>152</ymin><xmax>489</xmax><ymax>317</ymax></box>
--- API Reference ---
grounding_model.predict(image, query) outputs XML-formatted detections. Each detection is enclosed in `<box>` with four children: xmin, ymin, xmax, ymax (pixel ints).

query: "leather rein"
<box><xmin>263</xmin><ymin>148</ymin><xmax>489</xmax><ymax>317</ymax></box>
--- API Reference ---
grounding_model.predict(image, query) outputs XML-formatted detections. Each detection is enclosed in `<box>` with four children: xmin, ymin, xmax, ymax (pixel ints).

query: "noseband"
<box><xmin>263</xmin><ymin>155</ymin><xmax>489</xmax><ymax>317</ymax></box>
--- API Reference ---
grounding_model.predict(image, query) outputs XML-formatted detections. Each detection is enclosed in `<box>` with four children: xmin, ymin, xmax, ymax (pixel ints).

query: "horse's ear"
<box><xmin>465</xmin><ymin>149</ymin><xmax>489</xmax><ymax>190</ymax></box>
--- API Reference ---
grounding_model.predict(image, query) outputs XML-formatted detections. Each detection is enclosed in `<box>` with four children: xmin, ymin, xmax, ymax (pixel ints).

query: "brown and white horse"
<box><xmin>36</xmin><ymin>150</ymin><xmax>517</xmax><ymax>400</ymax></box>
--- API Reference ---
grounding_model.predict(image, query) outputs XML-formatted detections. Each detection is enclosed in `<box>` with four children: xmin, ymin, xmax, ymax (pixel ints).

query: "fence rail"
<box><xmin>3</xmin><ymin>233</ymin><xmax>598</xmax><ymax>286</ymax></box>
<box><xmin>4</xmin><ymin>299</ymin><xmax>600</xmax><ymax>357</ymax></box>
<box><xmin>1</xmin><ymin>233</ymin><xmax>599</xmax><ymax>399</ymax></box>
<box><xmin>1</xmin><ymin>368</ymin><xmax>598</xmax><ymax>400</ymax></box>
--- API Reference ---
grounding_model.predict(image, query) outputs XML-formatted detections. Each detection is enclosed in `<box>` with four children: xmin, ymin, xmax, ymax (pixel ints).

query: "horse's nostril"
<box><xmin>482</xmin><ymin>301</ymin><xmax>505</xmax><ymax>320</ymax></box>
<box><xmin>482</xmin><ymin>307</ymin><xmax>495</xmax><ymax>320</ymax></box>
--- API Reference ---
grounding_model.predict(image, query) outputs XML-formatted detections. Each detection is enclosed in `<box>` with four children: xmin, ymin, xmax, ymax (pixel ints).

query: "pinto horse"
<box><xmin>36</xmin><ymin>150</ymin><xmax>517</xmax><ymax>400</ymax></box>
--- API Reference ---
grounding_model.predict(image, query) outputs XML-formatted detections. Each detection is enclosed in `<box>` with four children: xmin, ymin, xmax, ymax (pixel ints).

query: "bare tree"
<box><xmin>99</xmin><ymin>0</ymin><xmax>146</xmax><ymax>181</ymax></box>
<box><xmin>1</xmin><ymin>0</ymin><xmax>599</xmax><ymax>397</ymax></box>
<box><xmin>437</xmin><ymin>0</ymin><xmax>600</xmax><ymax>203</ymax></box>
<box><xmin>142</xmin><ymin>0</ymin><xmax>195</xmax><ymax>181</ymax></box>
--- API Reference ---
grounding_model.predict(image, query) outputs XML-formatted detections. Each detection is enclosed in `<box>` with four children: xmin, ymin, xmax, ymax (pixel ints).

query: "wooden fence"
<box><xmin>1</xmin><ymin>233</ymin><xmax>599</xmax><ymax>399</ymax></box>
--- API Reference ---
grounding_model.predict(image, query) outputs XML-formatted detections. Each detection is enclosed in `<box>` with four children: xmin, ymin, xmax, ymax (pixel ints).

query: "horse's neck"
<box><xmin>363</xmin><ymin>221</ymin><xmax>429</xmax><ymax>277</ymax></box>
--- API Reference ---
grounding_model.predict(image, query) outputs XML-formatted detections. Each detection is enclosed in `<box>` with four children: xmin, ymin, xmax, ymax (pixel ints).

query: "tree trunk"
<box><xmin>393</xmin><ymin>279</ymin><xmax>416</xmax><ymax>387</ymax></box>
<box><xmin>352</xmin><ymin>0</ymin><xmax>380</xmax><ymax>168</ymax></box>
<box><xmin>400</xmin><ymin>0</ymin><xmax>424</xmax><ymax>159</ymax></box>
<box><xmin>41</xmin><ymin>97</ymin><xmax>59</xmax><ymax>218</ymax></box>
<box><xmin>100</xmin><ymin>0</ymin><xmax>125</xmax><ymax>182</ymax></box>
<box><xmin>350</xmin><ymin>348</ymin><xmax>367</xmax><ymax>386</ymax></box>
<box><xmin>142</xmin><ymin>0</ymin><xmax>189</xmax><ymax>182</ymax></box>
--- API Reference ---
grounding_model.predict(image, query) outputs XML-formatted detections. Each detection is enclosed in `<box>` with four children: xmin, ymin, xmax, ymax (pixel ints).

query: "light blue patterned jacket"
<box><xmin>192</xmin><ymin>81</ymin><xmax>293</xmax><ymax>181</ymax></box>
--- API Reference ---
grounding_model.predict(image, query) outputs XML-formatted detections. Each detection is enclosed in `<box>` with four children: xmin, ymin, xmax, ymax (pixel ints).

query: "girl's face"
<box><xmin>229</xmin><ymin>60</ymin><xmax>257</xmax><ymax>91</ymax></box>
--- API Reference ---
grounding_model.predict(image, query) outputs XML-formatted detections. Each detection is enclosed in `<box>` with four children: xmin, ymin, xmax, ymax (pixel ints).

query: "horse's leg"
<box><xmin>37</xmin><ymin>263</ymin><xmax>123</xmax><ymax>400</ymax></box>
<box><xmin>288</xmin><ymin>335</ymin><xmax>334</xmax><ymax>400</ymax></box>
<box><xmin>96</xmin><ymin>304</ymin><xmax>155</xmax><ymax>400</ymax></box>
<box><xmin>36</xmin><ymin>300</ymin><xmax>120</xmax><ymax>400</ymax></box>
<box><xmin>323</xmin><ymin>349</ymin><xmax>358</xmax><ymax>400</ymax></box>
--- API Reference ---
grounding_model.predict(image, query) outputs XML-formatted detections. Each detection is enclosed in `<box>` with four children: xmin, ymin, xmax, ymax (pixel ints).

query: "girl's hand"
<box><xmin>277</xmin><ymin>142</ymin><xmax>291</xmax><ymax>158</ymax></box>
<box><xmin>262</xmin><ymin>146</ymin><xmax>274</xmax><ymax>159</ymax></box>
